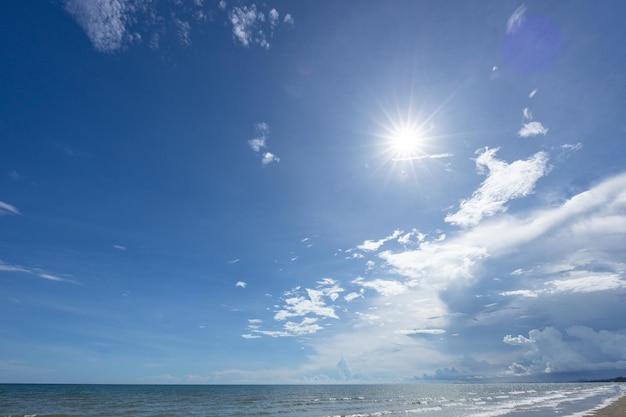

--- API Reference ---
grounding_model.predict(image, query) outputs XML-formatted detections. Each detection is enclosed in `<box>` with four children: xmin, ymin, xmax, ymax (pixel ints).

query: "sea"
<box><xmin>1</xmin><ymin>382</ymin><xmax>625</xmax><ymax>417</ymax></box>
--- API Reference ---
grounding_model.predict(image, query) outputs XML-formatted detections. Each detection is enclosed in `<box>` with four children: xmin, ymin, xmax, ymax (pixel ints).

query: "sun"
<box><xmin>389</xmin><ymin>126</ymin><xmax>422</xmax><ymax>158</ymax></box>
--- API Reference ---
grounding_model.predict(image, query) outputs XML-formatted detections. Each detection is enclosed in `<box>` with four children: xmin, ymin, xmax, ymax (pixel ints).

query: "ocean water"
<box><xmin>1</xmin><ymin>382</ymin><xmax>625</xmax><ymax>417</ymax></box>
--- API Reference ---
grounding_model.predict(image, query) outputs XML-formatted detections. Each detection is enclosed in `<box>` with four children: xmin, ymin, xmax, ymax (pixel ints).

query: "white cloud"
<box><xmin>285</xmin><ymin>172</ymin><xmax>626</xmax><ymax>379</ymax></box>
<box><xmin>445</xmin><ymin>148</ymin><xmax>549</xmax><ymax>227</ymax></box>
<box><xmin>248</xmin><ymin>123</ymin><xmax>280</xmax><ymax>166</ymax></box>
<box><xmin>0</xmin><ymin>260</ymin><xmax>80</xmax><ymax>285</ymax></box>
<box><xmin>503</xmin><ymin>326</ymin><xmax>626</xmax><ymax>375</ymax></box>
<box><xmin>0</xmin><ymin>201</ymin><xmax>20</xmax><ymax>216</ymax></box>
<box><xmin>269</xmin><ymin>8</ymin><xmax>279</xmax><ymax>28</ymax></box>
<box><xmin>274</xmin><ymin>288</ymin><xmax>338</xmax><ymax>321</ymax></box>
<box><xmin>545</xmin><ymin>272</ymin><xmax>625</xmax><ymax>294</ymax></box>
<box><xmin>113</xmin><ymin>244</ymin><xmax>127</xmax><ymax>251</ymax></box>
<box><xmin>283</xmin><ymin>13</ymin><xmax>294</xmax><ymax>26</ymax></box>
<box><xmin>64</xmin><ymin>0</ymin><xmax>129</xmax><ymax>53</ymax></box>
<box><xmin>261</xmin><ymin>152</ymin><xmax>280</xmax><ymax>166</ymax></box>
<box><xmin>506</xmin><ymin>5</ymin><xmax>527</xmax><ymax>34</ymax></box>
<box><xmin>397</xmin><ymin>329</ymin><xmax>446</xmax><ymax>335</ymax></box>
<box><xmin>529</xmin><ymin>89</ymin><xmax>538</xmax><ymax>98</ymax></box>
<box><xmin>241</xmin><ymin>334</ymin><xmax>261</xmax><ymax>339</ymax></box>
<box><xmin>356</xmin><ymin>229</ymin><xmax>402</xmax><ymax>252</ymax></box>
<box><xmin>236</xmin><ymin>281</ymin><xmax>247</xmax><ymax>288</ymax></box>
<box><xmin>523</xmin><ymin>107</ymin><xmax>532</xmax><ymax>121</ymax></box>
<box><xmin>500</xmin><ymin>289</ymin><xmax>538</xmax><ymax>298</ymax></box>
<box><xmin>344</xmin><ymin>290</ymin><xmax>364</xmax><ymax>302</ymax></box>
<box><xmin>174</xmin><ymin>18</ymin><xmax>192</xmax><ymax>45</ymax></box>
<box><xmin>352</xmin><ymin>277</ymin><xmax>407</xmax><ymax>297</ymax></box>
<box><xmin>228</xmin><ymin>5</ymin><xmax>269</xmax><ymax>49</ymax></box>
<box><xmin>503</xmin><ymin>334</ymin><xmax>532</xmax><ymax>345</ymax></box>
<box><xmin>227</xmin><ymin>258</ymin><xmax>240</xmax><ymax>264</ymax></box>
<box><xmin>519</xmin><ymin>121</ymin><xmax>548</xmax><ymax>137</ymax></box>
<box><xmin>392</xmin><ymin>153</ymin><xmax>454</xmax><ymax>162</ymax></box>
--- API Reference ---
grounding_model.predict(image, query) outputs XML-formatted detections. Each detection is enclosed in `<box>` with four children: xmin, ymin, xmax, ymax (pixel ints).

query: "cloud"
<box><xmin>63</xmin><ymin>0</ymin><xmax>129</xmax><ymax>52</ymax></box>
<box><xmin>0</xmin><ymin>201</ymin><xmax>20</xmax><ymax>216</ymax></box>
<box><xmin>248</xmin><ymin>123</ymin><xmax>280</xmax><ymax>166</ymax></box>
<box><xmin>261</xmin><ymin>152</ymin><xmax>280</xmax><ymax>166</ymax></box>
<box><xmin>523</xmin><ymin>107</ymin><xmax>532</xmax><ymax>121</ymax></box>
<box><xmin>519</xmin><ymin>121</ymin><xmax>548</xmax><ymax>137</ymax></box>
<box><xmin>226</xmin><ymin>4</ymin><xmax>293</xmax><ymax>49</ymax></box>
<box><xmin>227</xmin><ymin>259</ymin><xmax>240</xmax><ymax>264</ymax></box>
<box><xmin>356</xmin><ymin>230</ymin><xmax>402</xmax><ymax>252</ymax></box>
<box><xmin>352</xmin><ymin>277</ymin><xmax>407</xmax><ymax>297</ymax></box>
<box><xmin>0</xmin><ymin>260</ymin><xmax>80</xmax><ymax>285</ymax></box>
<box><xmin>529</xmin><ymin>89</ymin><xmax>538</xmax><ymax>98</ymax></box>
<box><xmin>269</xmin><ymin>8</ymin><xmax>279</xmax><ymax>29</ymax></box>
<box><xmin>112</xmin><ymin>244</ymin><xmax>127</xmax><ymax>251</ymax></box>
<box><xmin>445</xmin><ymin>148</ymin><xmax>549</xmax><ymax>227</ymax></box>
<box><xmin>291</xmin><ymin>172</ymin><xmax>626</xmax><ymax>380</ymax></box>
<box><xmin>247</xmin><ymin>280</ymin><xmax>344</xmax><ymax>338</ymax></box>
<box><xmin>174</xmin><ymin>18</ymin><xmax>192</xmax><ymax>45</ymax></box>
<box><xmin>228</xmin><ymin>5</ymin><xmax>269</xmax><ymax>49</ymax></box>
<box><xmin>503</xmin><ymin>326</ymin><xmax>626</xmax><ymax>375</ymax></box>
<box><xmin>236</xmin><ymin>281</ymin><xmax>247</xmax><ymax>288</ymax></box>
<box><xmin>506</xmin><ymin>5</ymin><xmax>527</xmax><ymax>34</ymax></box>
<box><xmin>392</xmin><ymin>153</ymin><xmax>454</xmax><ymax>162</ymax></box>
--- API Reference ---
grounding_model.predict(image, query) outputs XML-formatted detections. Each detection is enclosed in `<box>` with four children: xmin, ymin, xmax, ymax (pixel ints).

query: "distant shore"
<box><xmin>588</xmin><ymin>396</ymin><xmax>626</xmax><ymax>417</ymax></box>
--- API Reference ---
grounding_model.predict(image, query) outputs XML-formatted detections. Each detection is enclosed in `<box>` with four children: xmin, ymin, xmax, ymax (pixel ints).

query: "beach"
<box><xmin>591</xmin><ymin>396</ymin><xmax>626</xmax><ymax>417</ymax></box>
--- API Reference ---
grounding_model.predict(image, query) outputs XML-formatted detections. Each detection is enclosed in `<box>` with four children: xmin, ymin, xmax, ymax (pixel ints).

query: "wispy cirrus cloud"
<box><xmin>0</xmin><ymin>260</ymin><xmax>80</xmax><ymax>285</ymax></box>
<box><xmin>0</xmin><ymin>201</ymin><xmax>20</xmax><ymax>216</ymax></box>
<box><xmin>445</xmin><ymin>148</ymin><xmax>549</xmax><ymax>227</ymax></box>
<box><xmin>506</xmin><ymin>5</ymin><xmax>527</xmax><ymax>34</ymax></box>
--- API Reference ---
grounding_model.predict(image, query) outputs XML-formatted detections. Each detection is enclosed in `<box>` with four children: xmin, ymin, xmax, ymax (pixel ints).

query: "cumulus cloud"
<box><xmin>236</xmin><ymin>281</ymin><xmax>247</xmax><ymax>288</ymax></box>
<box><xmin>245</xmin><ymin>280</ymin><xmax>344</xmax><ymax>338</ymax></box>
<box><xmin>445</xmin><ymin>148</ymin><xmax>549</xmax><ymax>227</ymax></box>
<box><xmin>228</xmin><ymin>5</ymin><xmax>268</xmax><ymax>48</ymax></box>
<box><xmin>503</xmin><ymin>326</ymin><xmax>626</xmax><ymax>375</ymax></box>
<box><xmin>308</xmin><ymin>172</ymin><xmax>626</xmax><ymax>379</ymax></box>
<box><xmin>0</xmin><ymin>201</ymin><xmax>20</xmax><ymax>216</ymax></box>
<box><xmin>244</xmin><ymin>166</ymin><xmax>626</xmax><ymax>379</ymax></box>
<box><xmin>261</xmin><ymin>152</ymin><xmax>280</xmax><ymax>166</ymax></box>
<box><xmin>269</xmin><ymin>8</ymin><xmax>279</xmax><ymax>28</ymax></box>
<box><xmin>226</xmin><ymin>4</ymin><xmax>294</xmax><ymax>48</ymax></box>
<box><xmin>519</xmin><ymin>121</ymin><xmax>548</xmax><ymax>137</ymax></box>
<box><xmin>248</xmin><ymin>122</ymin><xmax>279</xmax><ymax>166</ymax></box>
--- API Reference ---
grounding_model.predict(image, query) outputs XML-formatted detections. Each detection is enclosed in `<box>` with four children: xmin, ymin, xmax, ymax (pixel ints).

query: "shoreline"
<box><xmin>587</xmin><ymin>396</ymin><xmax>626</xmax><ymax>417</ymax></box>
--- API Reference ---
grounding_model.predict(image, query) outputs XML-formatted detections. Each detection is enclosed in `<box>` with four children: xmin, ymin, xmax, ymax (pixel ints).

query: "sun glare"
<box><xmin>390</xmin><ymin>127</ymin><xmax>422</xmax><ymax>157</ymax></box>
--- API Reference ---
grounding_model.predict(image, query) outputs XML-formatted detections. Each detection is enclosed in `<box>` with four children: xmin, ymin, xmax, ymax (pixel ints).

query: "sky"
<box><xmin>1</xmin><ymin>0</ymin><xmax>626</xmax><ymax>384</ymax></box>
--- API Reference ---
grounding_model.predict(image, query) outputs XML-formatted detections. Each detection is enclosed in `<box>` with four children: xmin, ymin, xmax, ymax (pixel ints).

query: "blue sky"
<box><xmin>1</xmin><ymin>0</ymin><xmax>626</xmax><ymax>384</ymax></box>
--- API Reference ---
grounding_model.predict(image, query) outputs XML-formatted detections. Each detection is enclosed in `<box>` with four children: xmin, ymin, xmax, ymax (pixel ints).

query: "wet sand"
<box><xmin>589</xmin><ymin>396</ymin><xmax>626</xmax><ymax>417</ymax></box>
